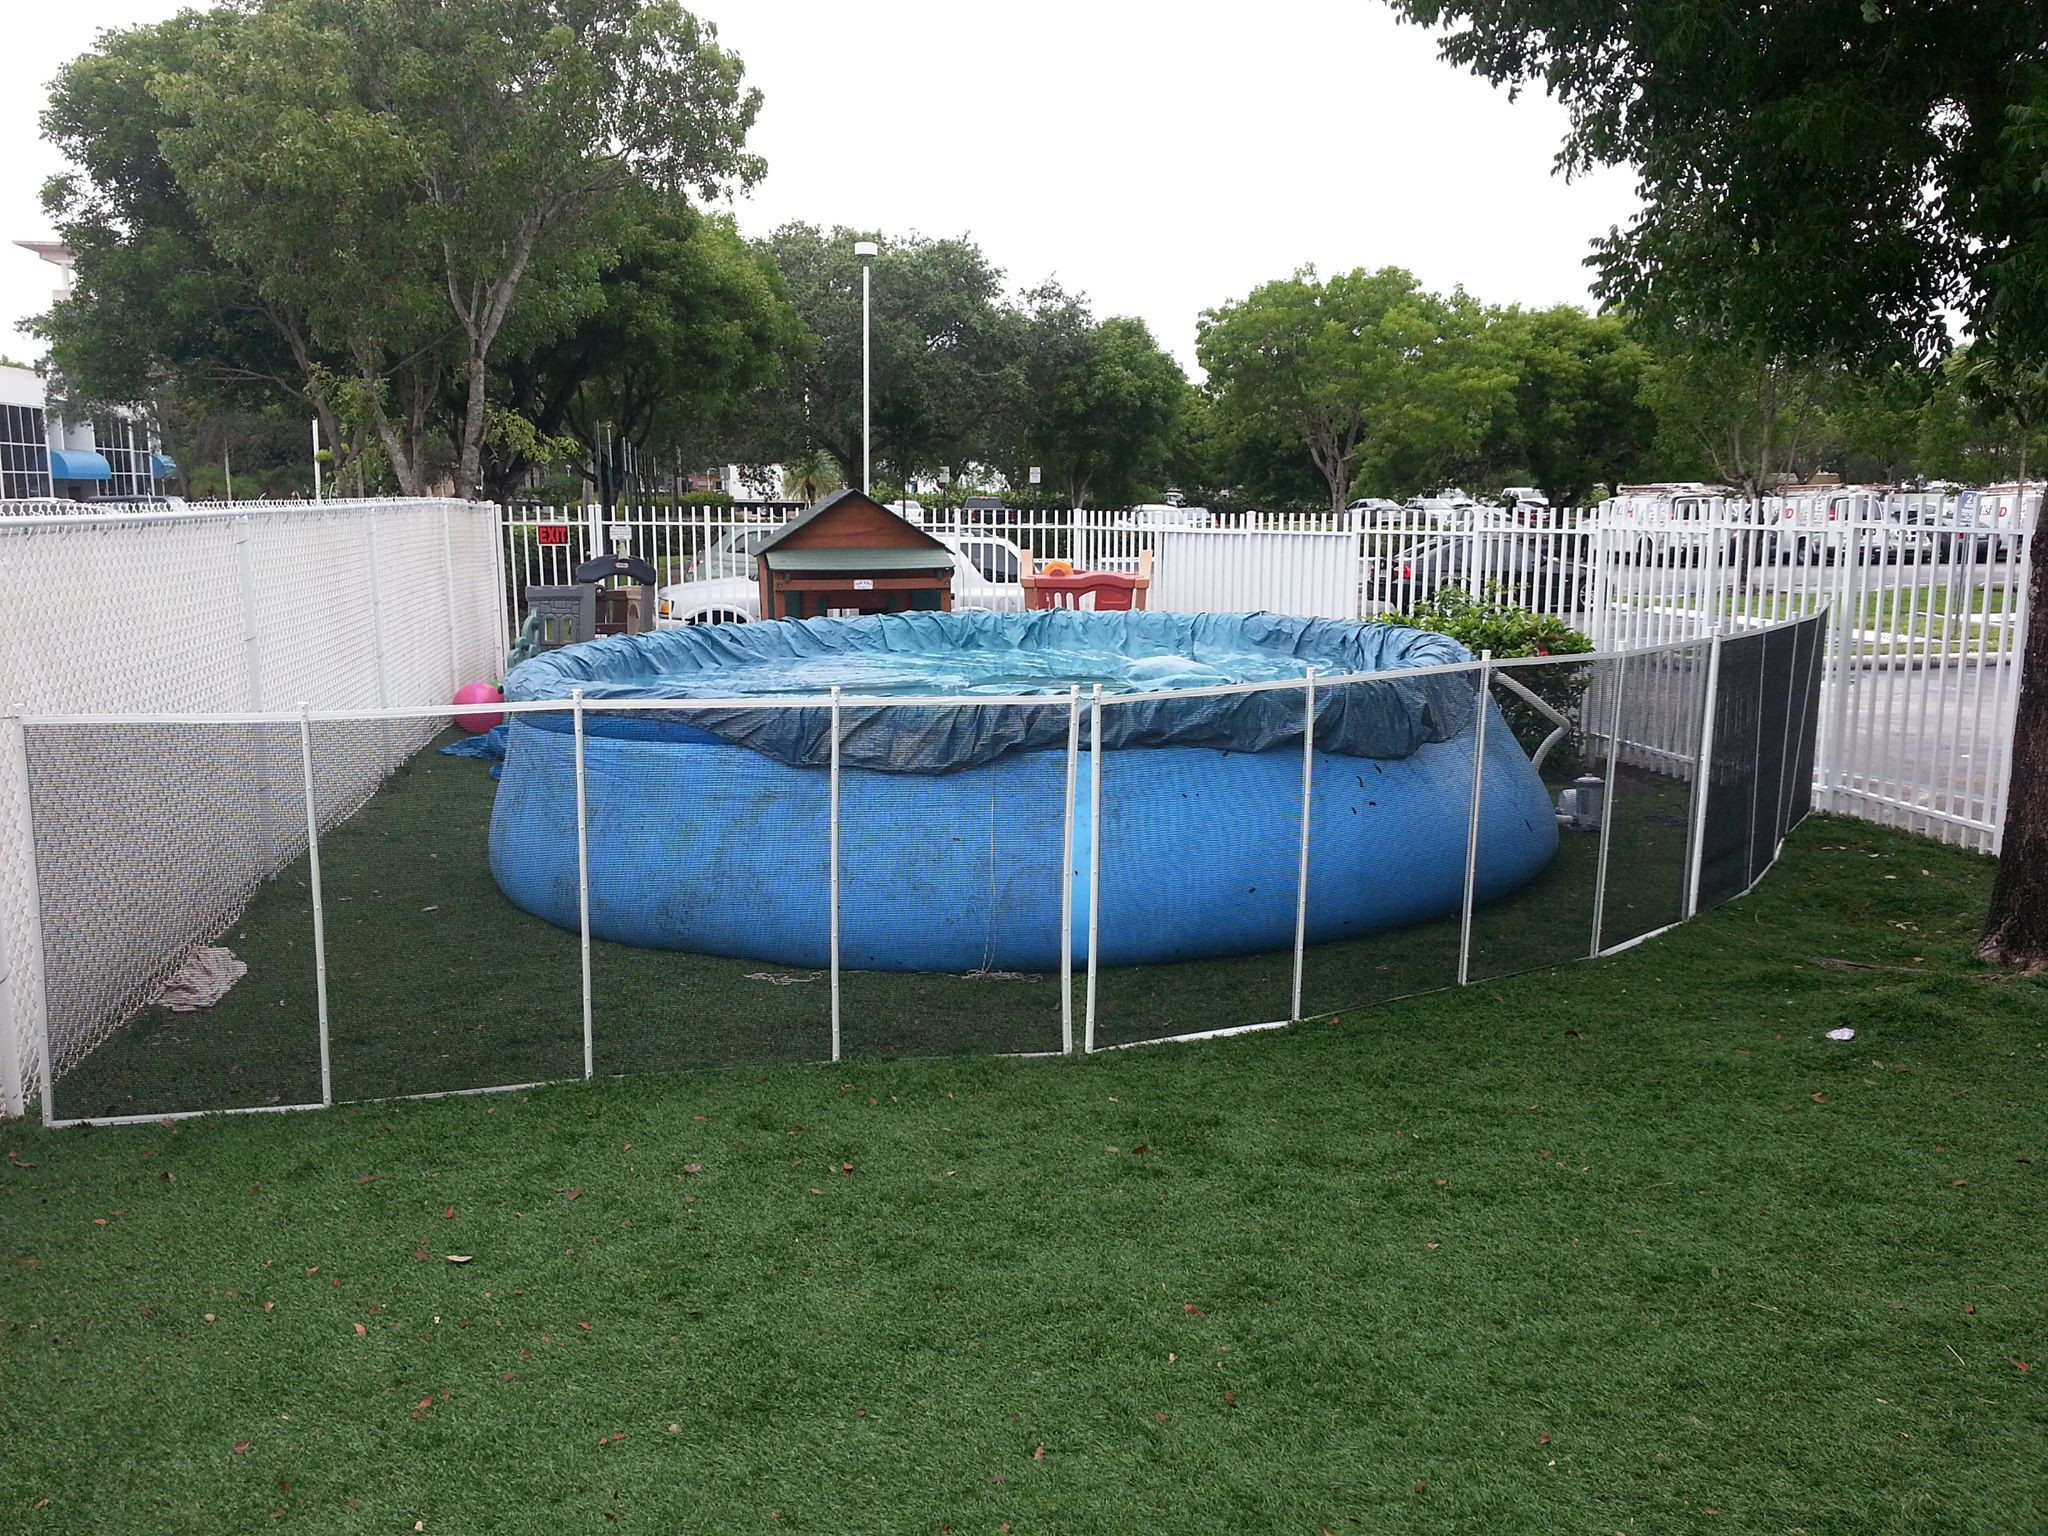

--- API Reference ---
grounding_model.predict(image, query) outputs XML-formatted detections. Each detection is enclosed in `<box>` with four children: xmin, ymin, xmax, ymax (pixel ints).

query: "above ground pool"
<box><xmin>488</xmin><ymin>610</ymin><xmax>1559</xmax><ymax>971</ymax></box>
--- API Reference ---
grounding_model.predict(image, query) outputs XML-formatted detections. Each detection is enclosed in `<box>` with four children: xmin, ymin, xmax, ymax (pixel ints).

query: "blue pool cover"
<box><xmin>490</xmin><ymin>611</ymin><xmax>1559</xmax><ymax>970</ymax></box>
<box><xmin>506</xmin><ymin>609</ymin><xmax>1480</xmax><ymax>772</ymax></box>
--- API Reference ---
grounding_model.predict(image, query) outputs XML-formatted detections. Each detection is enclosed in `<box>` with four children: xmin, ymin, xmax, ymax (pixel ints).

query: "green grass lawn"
<box><xmin>3</xmin><ymin>790</ymin><xmax>2043</xmax><ymax>1530</ymax></box>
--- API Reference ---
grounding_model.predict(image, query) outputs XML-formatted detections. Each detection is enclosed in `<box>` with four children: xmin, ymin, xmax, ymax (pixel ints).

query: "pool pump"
<box><xmin>1555</xmin><ymin>775</ymin><xmax>1606</xmax><ymax>833</ymax></box>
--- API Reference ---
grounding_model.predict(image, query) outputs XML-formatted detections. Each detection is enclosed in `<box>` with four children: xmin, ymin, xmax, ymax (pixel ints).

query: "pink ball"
<box><xmin>453</xmin><ymin>682</ymin><xmax>504</xmax><ymax>734</ymax></box>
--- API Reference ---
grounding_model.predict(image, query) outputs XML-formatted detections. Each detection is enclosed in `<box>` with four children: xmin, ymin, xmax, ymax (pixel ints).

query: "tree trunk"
<box><xmin>1978</xmin><ymin>538</ymin><xmax>2048</xmax><ymax>971</ymax></box>
<box><xmin>455</xmin><ymin>341</ymin><xmax>489</xmax><ymax>500</ymax></box>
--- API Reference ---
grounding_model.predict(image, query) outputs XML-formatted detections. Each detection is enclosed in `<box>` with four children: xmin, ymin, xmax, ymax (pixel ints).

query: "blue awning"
<box><xmin>50</xmin><ymin>449</ymin><xmax>112</xmax><ymax>481</ymax></box>
<box><xmin>151</xmin><ymin>453</ymin><xmax>178</xmax><ymax>478</ymax></box>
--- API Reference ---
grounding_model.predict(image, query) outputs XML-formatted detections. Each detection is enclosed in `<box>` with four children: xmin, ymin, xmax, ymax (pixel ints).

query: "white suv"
<box><xmin>657</xmin><ymin>532</ymin><xmax>1028</xmax><ymax>626</ymax></box>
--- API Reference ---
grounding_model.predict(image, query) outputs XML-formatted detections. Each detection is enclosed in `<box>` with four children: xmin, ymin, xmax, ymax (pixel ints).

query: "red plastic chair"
<box><xmin>1021</xmin><ymin>550</ymin><xmax>1153</xmax><ymax>610</ymax></box>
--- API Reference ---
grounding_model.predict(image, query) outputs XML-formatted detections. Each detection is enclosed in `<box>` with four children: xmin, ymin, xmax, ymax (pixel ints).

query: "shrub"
<box><xmin>1405</xmin><ymin>586</ymin><xmax>1591</xmax><ymax>660</ymax></box>
<box><xmin>1406</xmin><ymin>587</ymin><xmax>1595</xmax><ymax>768</ymax></box>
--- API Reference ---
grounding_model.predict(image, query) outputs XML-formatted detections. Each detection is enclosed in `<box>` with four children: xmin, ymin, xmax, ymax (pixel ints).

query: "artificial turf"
<box><xmin>2</xmin><ymin>804</ymin><xmax>2042</xmax><ymax>1532</ymax></box>
<box><xmin>45</xmin><ymin>728</ymin><xmax>1695</xmax><ymax>1120</ymax></box>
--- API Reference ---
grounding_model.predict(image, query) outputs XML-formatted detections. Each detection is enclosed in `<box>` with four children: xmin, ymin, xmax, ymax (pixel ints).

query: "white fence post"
<box><xmin>297</xmin><ymin>703</ymin><xmax>333</xmax><ymax>1107</ymax></box>
<box><xmin>1589</xmin><ymin>650</ymin><xmax>1626</xmax><ymax>957</ymax></box>
<box><xmin>0</xmin><ymin>714</ymin><xmax>29</xmax><ymax>1120</ymax></box>
<box><xmin>1986</xmin><ymin>529</ymin><xmax>2033</xmax><ymax>854</ymax></box>
<box><xmin>491</xmin><ymin>501</ymin><xmax>516</xmax><ymax>670</ymax></box>
<box><xmin>439</xmin><ymin>504</ymin><xmax>462</xmax><ymax>700</ymax></box>
<box><xmin>7</xmin><ymin>714</ymin><xmax>52</xmax><ymax>1124</ymax></box>
<box><xmin>1291</xmin><ymin>668</ymin><xmax>1316</xmax><ymax>1021</ymax></box>
<box><xmin>1457</xmin><ymin>652</ymin><xmax>1491</xmax><ymax>987</ymax></box>
<box><xmin>1685</xmin><ymin>628</ymin><xmax>1726</xmax><ymax>919</ymax></box>
<box><xmin>1059</xmin><ymin>686</ymin><xmax>1079</xmax><ymax>1056</ymax></box>
<box><xmin>828</xmin><ymin>686</ymin><xmax>841</xmax><ymax>1064</ymax></box>
<box><xmin>572</xmin><ymin>688</ymin><xmax>593</xmax><ymax>1080</ymax></box>
<box><xmin>1084</xmin><ymin>684</ymin><xmax>1103</xmax><ymax>1054</ymax></box>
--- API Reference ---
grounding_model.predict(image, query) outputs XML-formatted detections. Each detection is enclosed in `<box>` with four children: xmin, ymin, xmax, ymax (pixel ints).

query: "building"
<box><xmin>0</xmin><ymin>362</ymin><xmax>175</xmax><ymax>503</ymax></box>
<box><xmin>3</xmin><ymin>243</ymin><xmax>176</xmax><ymax>504</ymax></box>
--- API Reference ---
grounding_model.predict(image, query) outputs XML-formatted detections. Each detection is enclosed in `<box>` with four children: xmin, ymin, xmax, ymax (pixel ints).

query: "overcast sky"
<box><xmin>0</xmin><ymin>0</ymin><xmax>1641</xmax><ymax>377</ymax></box>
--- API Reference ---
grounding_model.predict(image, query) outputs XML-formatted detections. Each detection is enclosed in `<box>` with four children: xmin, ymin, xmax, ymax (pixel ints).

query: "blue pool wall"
<box><xmin>487</xmin><ymin>704</ymin><xmax>1556</xmax><ymax>972</ymax></box>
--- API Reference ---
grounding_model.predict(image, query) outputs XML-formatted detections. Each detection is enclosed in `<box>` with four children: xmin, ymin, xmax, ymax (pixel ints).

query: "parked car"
<box><xmin>1117</xmin><ymin>503</ymin><xmax>1213</xmax><ymax>528</ymax></box>
<box><xmin>1937</xmin><ymin>483</ymin><xmax>2038</xmax><ymax>563</ymax></box>
<box><xmin>1345</xmin><ymin>497</ymin><xmax>1406</xmax><ymax>525</ymax></box>
<box><xmin>959</xmin><ymin>496</ymin><xmax>1010</xmax><ymax>524</ymax></box>
<box><xmin>1368</xmin><ymin>533</ymin><xmax>1591</xmax><ymax>613</ymax></box>
<box><xmin>1497</xmin><ymin>486</ymin><xmax>1554</xmax><ymax>526</ymax></box>
<box><xmin>657</xmin><ymin>532</ymin><xmax>1029</xmax><ymax>626</ymax></box>
<box><xmin>1401</xmin><ymin>490</ymin><xmax>1481</xmax><ymax>529</ymax></box>
<box><xmin>678</xmin><ymin>523</ymin><xmax>782</xmax><ymax>584</ymax></box>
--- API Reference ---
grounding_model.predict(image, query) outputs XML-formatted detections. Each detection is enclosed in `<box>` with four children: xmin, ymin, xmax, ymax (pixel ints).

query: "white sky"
<box><xmin>0</xmin><ymin>0</ymin><xmax>1641</xmax><ymax>377</ymax></box>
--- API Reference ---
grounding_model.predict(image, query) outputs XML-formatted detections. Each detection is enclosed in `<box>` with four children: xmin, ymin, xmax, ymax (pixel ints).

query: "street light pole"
<box><xmin>854</xmin><ymin>240</ymin><xmax>878</xmax><ymax>495</ymax></box>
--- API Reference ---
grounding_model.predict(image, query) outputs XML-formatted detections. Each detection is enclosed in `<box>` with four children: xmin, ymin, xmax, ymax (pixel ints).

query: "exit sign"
<box><xmin>535</xmin><ymin>523</ymin><xmax>569</xmax><ymax>546</ymax></box>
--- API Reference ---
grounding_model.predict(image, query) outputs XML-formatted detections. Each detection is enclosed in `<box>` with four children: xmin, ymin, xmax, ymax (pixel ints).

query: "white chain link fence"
<box><xmin>0</xmin><ymin>498</ymin><xmax>503</xmax><ymax>1114</ymax></box>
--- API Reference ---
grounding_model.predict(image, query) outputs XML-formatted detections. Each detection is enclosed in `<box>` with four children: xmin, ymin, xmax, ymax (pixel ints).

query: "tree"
<box><xmin>1483</xmin><ymin>307</ymin><xmax>1656</xmax><ymax>506</ymax></box>
<box><xmin>1016</xmin><ymin>300</ymin><xmax>1188</xmax><ymax>507</ymax></box>
<box><xmin>37</xmin><ymin>7</ymin><xmax>373</xmax><ymax>478</ymax></box>
<box><xmin>752</xmin><ymin>226</ymin><xmax>1025</xmax><ymax>486</ymax></box>
<box><xmin>1638</xmin><ymin>336</ymin><xmax>1844</xmax><ymax>495</ymax></box>
<box><xmin>1387</xmin><ymin>0</ymin><xmax>2048</xmax><ymax>965</ymax></box>
<box><xmin>1198</xmin><ymin>267</ymin><xmax>1509</xmax><ymax>514</ymax></box>
<box><xmin>485</xmin><ymin>199</ymin><xmax>804</xmax><ymax>504</ymax></box>
<box><xmin>1917</xmin><ymin>348</ymin><xmax>2048</xmax><ymax>485</ymax></box>
<box><xmin>93</xmin><ymin>0</ymin><xmax>762</xmax><ymax>497</ymax></box>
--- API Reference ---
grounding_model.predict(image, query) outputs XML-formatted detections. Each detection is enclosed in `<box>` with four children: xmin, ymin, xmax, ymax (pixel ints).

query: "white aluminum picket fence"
<box><xmin>498</xmin><ymin>497</ymin><xmax>2027</xmax><ymax>852</ymax></box>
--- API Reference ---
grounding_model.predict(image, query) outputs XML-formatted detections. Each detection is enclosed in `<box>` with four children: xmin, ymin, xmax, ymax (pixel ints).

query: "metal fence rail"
<box><xmin>11</xmin><ymin>616</ymin><xmax>1823</xmax><ymax>1127</ymax></box>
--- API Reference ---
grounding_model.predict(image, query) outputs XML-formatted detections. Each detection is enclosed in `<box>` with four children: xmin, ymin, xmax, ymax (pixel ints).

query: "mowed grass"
<box><xmin>3</xmin><ymin>808</ymin><xmax>2043</xmax><ymax>1531</ymax></box>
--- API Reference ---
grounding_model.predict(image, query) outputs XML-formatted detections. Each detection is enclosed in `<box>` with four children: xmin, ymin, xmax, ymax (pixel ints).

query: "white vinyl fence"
<box><xmin>498</xmin><ymin>497</ymin><xmax>2028</xmax><ymax>853</ymax></box>
<box><xmin>0</xmin><ymin>498</ymin><xmax>503</xmax><ymax>1116</ymax></box>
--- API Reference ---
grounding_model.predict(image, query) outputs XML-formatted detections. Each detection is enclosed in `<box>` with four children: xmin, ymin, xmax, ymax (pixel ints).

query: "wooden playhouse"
<box><xmin>754</xmin><ymin>489</ymin><xmax>955</xmax><ymax>620</ymax></box>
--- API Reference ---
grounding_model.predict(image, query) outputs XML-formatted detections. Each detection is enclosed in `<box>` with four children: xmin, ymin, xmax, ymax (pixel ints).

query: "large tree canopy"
<box><xmin>1198</xmin><ymin>267</ymin><xmax>1509</xmax><ymax>513</ymax></box>
<box><xmin>747</xmin><ymin>226</ymin><xmax>1028</xmax><ymax>487</ymax></box>
<box><xmin>45</xmin><ymin>0</ymin><xmax>764</xmax><ymax>497</ymax></box>
<box><xmin>487</xmin><ymin>199</ymin><xmax>804</xmax><ymax>505</ymax></box>
<box><xmin>1010</xmin><ymin>292</ymin><xmax>1188</xmax><ymax>508</ymax></box>
<box><xmin>1392</xmin><ymin>1</ymin><xmax>2048</xmax><ymax>367</ymax></box>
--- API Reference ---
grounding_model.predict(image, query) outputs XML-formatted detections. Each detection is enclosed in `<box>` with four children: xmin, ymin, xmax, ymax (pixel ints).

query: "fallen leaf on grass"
<box><xmin>576</xmin><ymin>1321</ymin><xmax>592</xmax><ymax>1331</ymax></box>
<box><xmin>233</xmin><ymin>1442</ymin><xmax>251</xmax><ymax>1455</ymax></box>
<box><xmin>446</xmin><ymin>1254</ymin><xmax>471</xmax><ymax>1264</ymax></box>
<box><xmin>1034</xmin><ymin>1444</ymin><xmax>1045</xmax><ymax>1461</ymax></box>
<box><xmin>562</xmin><ymin>1188</ymin><xmax>584</xmax><ymax>1202</ymax></box>
<box><xmin>681</xmin><ymin>1164</ymin><xmax>703</xmax><ymax>1175</ymax></box>
<box><xmin>1810</xmin><ymin>1093</ymin><xmax>1827</xmax><ymax>1104</ymax></box>
<box><xmin>1412</xmin><ymin>1481</ymin><xmax>1427</xmax><ymax>1494</ymax></box>
<box><xmin>1223</xmin><ymin>1392</ymin><xmax>1237</xmax><ymax>1408</ymax></box>
<box><xmin>840</xmin><ymin>1162</ymin><xmax>854</xmax><ymax>1176</ymax></box>
<box><xmin>1182</xmin><ymin>1304</ymin><xmax>1204</xmax><ymax>1317</ymax></box>
<box><xmin>352</xmin><ymin>1323</ymin><xmax>367</xmax><ymax>1337</ymax></box>
<box><xmin>412</xmin><ymin>1249</ymin><xmax>432</xmax><ymax>1262</ymax></box>
<box><xmin>2012</xmin><ymin>1358</ymin><xmax>2032</xmax><ymax>1372</ymax></box>
<box><xmin>441</xmin><ymin>1207</ymin><xmax>455</xmax><ymax>1220</ymax></box>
